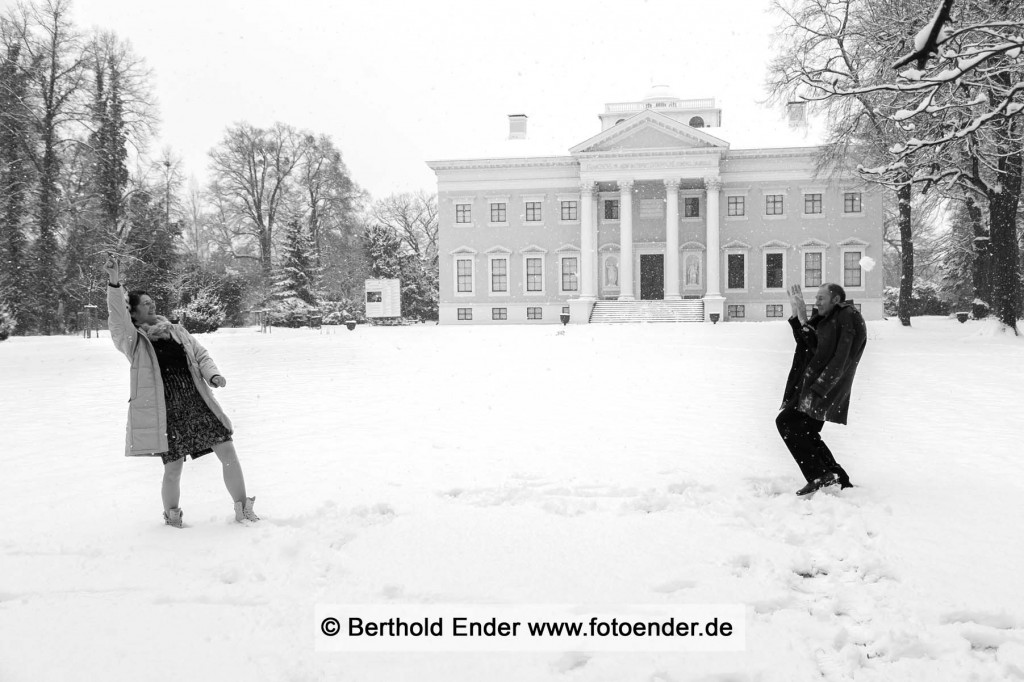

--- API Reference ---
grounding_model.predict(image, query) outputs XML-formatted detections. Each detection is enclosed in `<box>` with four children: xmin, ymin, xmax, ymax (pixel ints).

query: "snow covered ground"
<box><xmin>1</xmin><ymin>316</ymin><xmax>1023</xmax><ymax>681</ymax></box>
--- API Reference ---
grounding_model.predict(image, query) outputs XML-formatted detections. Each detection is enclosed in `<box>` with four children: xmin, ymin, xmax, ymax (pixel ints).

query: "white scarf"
<box><xmin>136</xmin><ymin>315</ymin><xmax>174</xmax><ymax>341</ymax></box>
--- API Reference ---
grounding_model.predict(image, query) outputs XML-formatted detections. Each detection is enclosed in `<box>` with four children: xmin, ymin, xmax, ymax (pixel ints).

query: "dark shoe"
<box><xmin>796</xmin><ymin>474</ymin><xmax>838</xmax><ymax>496</ymax></box>
<box><xmin>830</xmin><ymin>467</ymin><xmax>853</xmax><ymax>489</ymax></box>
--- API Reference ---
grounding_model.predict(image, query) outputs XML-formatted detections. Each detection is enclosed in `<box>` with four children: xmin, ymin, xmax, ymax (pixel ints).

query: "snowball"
<box><xmin>860</xmin><ymin>256</ymin><xmax>877</xmax><ymax>272</ymax></box>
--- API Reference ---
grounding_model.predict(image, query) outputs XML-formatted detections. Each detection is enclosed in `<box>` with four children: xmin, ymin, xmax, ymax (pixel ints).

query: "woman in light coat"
<box><xmin>104</xmin><ymin>256</ymin><xmax>258</xmax><ymax>527</ymax></box>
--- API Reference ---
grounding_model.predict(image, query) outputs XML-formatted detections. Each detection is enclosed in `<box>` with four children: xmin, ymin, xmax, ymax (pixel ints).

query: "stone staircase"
<box><xmin>589</xmin><ymin>299</ymin><xmax>705</xmax><ymax>323</ymax></box>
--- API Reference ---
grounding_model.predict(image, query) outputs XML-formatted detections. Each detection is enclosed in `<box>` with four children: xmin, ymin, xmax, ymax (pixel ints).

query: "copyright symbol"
<box><xmin>321</xmin><ymin>617</ymin><xmax>341</xmax><ymax>637</ymax></box>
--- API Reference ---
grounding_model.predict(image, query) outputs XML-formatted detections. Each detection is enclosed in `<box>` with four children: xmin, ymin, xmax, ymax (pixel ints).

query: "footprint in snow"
<box><xmin>652</xmin><ymin>579</ymin><xmax>698</xmax><ymax>593</ymax></box>
<box><xmin>549</xmin><ymin>652</ymin><xmax>589</xmax><ymax>673</ymax></box>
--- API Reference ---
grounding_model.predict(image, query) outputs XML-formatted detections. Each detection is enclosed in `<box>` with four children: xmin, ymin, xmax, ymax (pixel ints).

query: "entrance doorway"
<box><xmin>640</xmin><ymin>254</ymin><xmax>665</xmax><ymax>300</ymax></box>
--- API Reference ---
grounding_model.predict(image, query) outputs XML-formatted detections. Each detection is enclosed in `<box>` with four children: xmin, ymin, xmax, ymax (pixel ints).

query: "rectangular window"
<box><xmin>844</xmin><ymin>251</ymin><xmax>863</xmax><ymax>287</ymax></box>
<box><xmin>766</xmin><ymin>304</ymin><xmax>784</xmax><ymax>318</ymax></box>
<box><xmin>844</xmin><ymin>192</ymin><xmax>862</xmax><ymax>213</ymax></box>
<box><xmin>457</xmin><ymin>259</ymin><xmax>473</xmax><ymax>293</ymax></box>
<box><xmin>526</xmin><ymin>257</ymin><xmax>543</xmax><ymax>292</ymax></box>
<box><xmin>366</xmin><ymin>291</ymin><xmax>382</xmax><ymax>303</ymax></box>
<box><xmin>561</xmin><ymin>257</ymin><xmax>578</xmax><ymax>292</ymax></box>
<box><xmin>765</xmin><ymin>252</ymin><xmax>784</xmax><ymax>289</ymax></box>
<box><xmin>562</xmin><ymin>306</ymin><xmax>570</xmax><ymax>314</ymax></box>
<box><xmin>684</xmin><ymin>197</ymin><xmax>700</xmax><ymax>218</ymax></box>
<box><xmin>804</xmin><ymin>252</ymin><xmax>822</xmax><ymax>287</ymax></box>
<box><xmin>604</xmin><ymin>199</ymin><xmax>619</xmax><ymax>220</ymax></box>
<box><xmin>525</xmin><ymin>202</ymin><xmax>542</xmax><ymax>222</ymax></box>
<box><xmin>804</xmin><ymin>193</ymin><xmax>822</xmax><ymax>214</ymax></box>
<box><xmin>766</xmin><ymin>195</ymin><xmax>784</xmax><ymax>216</ymax></box>
<box><xmin>728</xmin><ymin>305</ymin><xmax>745</xmax><ymax>319</ymax></box>
<box><xmin>490</xmin><ymin>258</ymin><xmax>507</xmax><ymax>293</ymax></box>
<box><xmin>492</xmin><ymin>308</ymin><xmax>507</xmax><ymax>321</ymax></box>
<box><xmin>560</xmin><ymin>201</ymin><xmax>578</xmax><ymax>221</ymax></box>
<box><xmin>490</xmin><ymin>202</ymin><xmax>506</xmax><ymax>223</ymax></box>
<box><xmin>457</xmin><ymin>308</ymin><xmax>472</xmax><ymax>320</ymax></box>
<box><xmin>456</xmin><ymin>204</ymin><xmax>471</xmax><ymax>224</ymax></box>
<box><xmin>727</xmin><ymin>253</ymin><xmax>745</xmax><ymax>290</ymax></box>
<box><xmin>527</xmin><ymin>307</ymin><xmax>542</xmax><ymax>320</ymax></box>
<box><xmin>854</xmin><ymin>303</ymin><xmax>862</xmax><ymax>312</ymax></box>
<box><xmin>727</xmin><ymin>196</ymin><xmax>745</xmax><ymax>216</ymax></box>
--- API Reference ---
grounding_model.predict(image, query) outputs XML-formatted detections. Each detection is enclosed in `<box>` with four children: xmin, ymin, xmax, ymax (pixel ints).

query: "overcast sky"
<box><xmin>65</xmin><ymin>0</ymin><xmax>792</xmax><ymax>200</ymax></box>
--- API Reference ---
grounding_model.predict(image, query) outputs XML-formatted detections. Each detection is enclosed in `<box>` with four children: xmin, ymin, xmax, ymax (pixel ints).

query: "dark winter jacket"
<box><xmin>782</xmin><ymin>302</ymin><xmax>867</xmax><ymax>425</ymax></box>
<box><xmin>781</xmin><ymin>315</ymin><xmax>818</xmax><ymax>411</ymax></box>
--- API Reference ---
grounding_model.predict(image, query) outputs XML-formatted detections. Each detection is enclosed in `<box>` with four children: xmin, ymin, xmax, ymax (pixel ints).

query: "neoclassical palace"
<box><xmin>427</xmin><ymin>87</ymin><xmax>883</xmax><ymax>324</ymax></box>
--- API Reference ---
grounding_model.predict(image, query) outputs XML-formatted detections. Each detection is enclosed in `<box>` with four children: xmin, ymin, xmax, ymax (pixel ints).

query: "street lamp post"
<box><xmin>164</xmin><ymin>159</ymin><xmax>171</xmax><ymax>231</ymax></box>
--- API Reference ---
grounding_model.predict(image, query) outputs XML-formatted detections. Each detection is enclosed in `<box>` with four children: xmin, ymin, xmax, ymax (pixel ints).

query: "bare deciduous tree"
<box><xmin>369</xmin><ymin>191</ymin><xmax>438</xmax><ymax>264</ymax></box>
<box><xmin>774</xmin><ymin>0</ymin><xmax>1024</xmax><ymax>331</ymax></box>
<box><xmin>207</xmin><ymin>121</ymin><xmax>310</xmax><ymax>274</ymax></box>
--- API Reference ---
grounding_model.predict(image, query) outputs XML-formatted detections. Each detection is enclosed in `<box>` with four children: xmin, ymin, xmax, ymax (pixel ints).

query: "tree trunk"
<box><xmin>968</xmin><ymin>199</ymin><xmax>992</xmax><ymax>316</ymax></box>
<box><xmin>260</xmin><ymin>230</ymin><xmax>273</xmax><ymax>275</ymax></box>
<box><xmin>984</xmin><ymin>67</ymin><xmax>1022</xmax><ymax>334</ymax></box>
<box><xmin>897</xmin><ymin>182</ymin><xmax>914</xmax><ymax>326</ymax></box>
<box><xmin>35</xmin><ymin>122</ymin><xmax>60</xmax><ymax>335</ymax></box>
<box><xmin>988</xmin><ymin>167</ymin><xmax>1022</xmax><ymax>333</ymax></box>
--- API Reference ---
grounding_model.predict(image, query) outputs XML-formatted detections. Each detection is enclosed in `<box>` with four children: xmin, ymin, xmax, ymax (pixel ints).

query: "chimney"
<box><xmin>786</xmin><ymin>101</ymin><xmax>807</xmax><ymax>128</ymax></box>
<box><xmin>508</xmin><ymin>114</ymin><xmax>528</xmax><ymax>139</ymax></box>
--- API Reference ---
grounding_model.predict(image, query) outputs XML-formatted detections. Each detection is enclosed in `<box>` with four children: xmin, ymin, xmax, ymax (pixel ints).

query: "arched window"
<box><xmin>689</xmin><ymin>116</ymin><xmax>705</xmax><ymax>128</ymax></box>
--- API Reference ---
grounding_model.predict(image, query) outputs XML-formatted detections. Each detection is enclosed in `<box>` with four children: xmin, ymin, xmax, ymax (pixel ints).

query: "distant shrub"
<box><xmin>264</xmin><ymin>296</ymin><xmax>317</xmax><ymax>328</ymax></box>
<box><xmin>173</xmin><ymin>291</ymin><xmax>225</xmax><ymax>334</ymax></box>
<box><xmin>883</xmin><ymin>287</ymin><xmax>899</xmax><ymax>317</ymax></box>
<box><xmin>883</xmin><ymin>281</ymin><xmax>951</xmax><ymax>318</ymax></box>
<box><xmin>320</xmin><ymin>298</ymin><xmax>367</xmax><ymax>324</ymax></box>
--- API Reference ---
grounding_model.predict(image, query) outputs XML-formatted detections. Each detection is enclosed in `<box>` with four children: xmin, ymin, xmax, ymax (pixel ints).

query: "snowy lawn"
<box><xmin>1</xmin><ymin>317</ymin><xmax>1023</xmax><ymax>681</ymax></box>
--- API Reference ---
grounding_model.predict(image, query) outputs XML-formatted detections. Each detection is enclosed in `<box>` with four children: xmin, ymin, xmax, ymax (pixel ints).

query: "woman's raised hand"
<box><xmin>104</xmin><ymin>253</ymin><xmax>121</xmax><ymax>285</ymax></box>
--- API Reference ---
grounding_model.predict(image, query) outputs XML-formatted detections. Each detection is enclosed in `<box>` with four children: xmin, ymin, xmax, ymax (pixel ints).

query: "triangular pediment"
<box><xmin>571</xmin><ymin>110</ymin><xmax>729</xmax><ymax>154</ymax></box>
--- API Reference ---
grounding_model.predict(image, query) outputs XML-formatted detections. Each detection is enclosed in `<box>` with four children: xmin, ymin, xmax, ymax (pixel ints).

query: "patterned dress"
<box><xmin>151</xmin><ymin>337</ymin><xmax>232</xmax><ymax>465</ymax></box>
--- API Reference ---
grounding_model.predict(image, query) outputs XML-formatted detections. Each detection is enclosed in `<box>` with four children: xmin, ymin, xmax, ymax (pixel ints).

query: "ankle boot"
<box><xmin>234</xmin><ymin>496</ymin><xmax>259</xmax><ymax>523</ymax></box>
<box><xmin>163</xmin><ymin>507</ymin><xmax>184</xmax><ymax>528</ymax></box>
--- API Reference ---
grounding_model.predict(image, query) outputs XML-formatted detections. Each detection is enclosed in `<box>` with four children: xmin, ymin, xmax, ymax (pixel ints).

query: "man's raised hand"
<box><xmin>789</xmin><ymin>284</ymin><xmax>807</xmax><ymax>322</ymax></box>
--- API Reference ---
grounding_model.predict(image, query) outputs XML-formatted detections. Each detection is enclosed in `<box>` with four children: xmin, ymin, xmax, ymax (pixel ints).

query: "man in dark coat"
<box><xmin>777</xmin><ymin>283</ymin><xmax>868</xmax><ymax>496</ymax></box>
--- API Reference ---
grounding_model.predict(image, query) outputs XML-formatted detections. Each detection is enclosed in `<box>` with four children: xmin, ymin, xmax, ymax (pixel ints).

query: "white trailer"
<box><xmin>365</xmin><ymin>278</ymin><xmax>401</xmax><ymax>320</ymax></box>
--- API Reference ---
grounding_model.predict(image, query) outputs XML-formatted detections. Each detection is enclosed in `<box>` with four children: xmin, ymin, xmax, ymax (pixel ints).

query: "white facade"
<box><xmin>428</xmin><ymin>91</ymin><xmax>883</xmax><ymax>324</ymax></box>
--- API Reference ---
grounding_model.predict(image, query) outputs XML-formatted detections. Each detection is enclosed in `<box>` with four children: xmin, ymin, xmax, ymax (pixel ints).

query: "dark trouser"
<box><xmin>775</xmin><ymin>407</ymin><xmax>851</xmax><ymax>485</ymax></box>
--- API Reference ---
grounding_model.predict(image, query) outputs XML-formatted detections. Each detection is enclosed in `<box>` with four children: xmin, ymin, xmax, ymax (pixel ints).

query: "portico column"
<box><xmin>664</xmin><ymin>178</ymin><xmax>681</xmax><ymax>300</ymax></box>
<box><xmin>618</xmin><ymin>179</ymin><xmax>635</xmax><ymax>301</ymax></box>
<box><xmin>702</xmin><ymin>175</ymin><xmax>725</xmax><ymax>321</ymax></box>
<box><xmin>579</xmin><ymin>181</ymin><xmax>597</xmax><ymax>299</ymax></box>
<box><xmin>593</xmin><ymin>191</ymin><xmax>601</xmax><ymax>294</ymax></box>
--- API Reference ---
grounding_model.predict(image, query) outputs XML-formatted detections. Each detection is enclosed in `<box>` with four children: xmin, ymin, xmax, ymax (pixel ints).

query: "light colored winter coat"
<box><xmin>107</xmin><ymin>285</ymin><xmax>232</xmax><ymax>456</ymax></box>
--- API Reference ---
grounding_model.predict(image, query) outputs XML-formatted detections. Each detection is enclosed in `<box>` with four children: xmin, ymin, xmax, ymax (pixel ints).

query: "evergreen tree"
<box><xmin>119</xmin><ymin>187</ymin><xmax>181</xmax><ymax>315</ymax></box>
<box><xmin>273</xmin><ymin>219</ymin><xmax>317</xmax><ymax>305</ymax></box>
<box><xmin>939</xmin><ymin>201</ymin><xmax>978</xmax><ymax>312</ymax></box>
<box><xmin>0</xmin><ymin>42</ymin><xmax>33</xmax><ymax>334</ymax></box>
<box><xmin>361</xmin><ymin>223</ymin><xmax>403</xmax><ymax>279</ymax></box>
<box><xmin>360</xmin><ymin>220</ymin><xmax>439</xmax><ymax>321</ymax></box>
<box><xmin>89</xmin><ymin>41</ymin><xmax>129</xmax><ymax>234</ymax></box>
